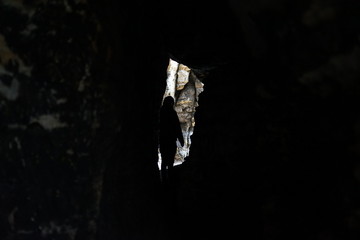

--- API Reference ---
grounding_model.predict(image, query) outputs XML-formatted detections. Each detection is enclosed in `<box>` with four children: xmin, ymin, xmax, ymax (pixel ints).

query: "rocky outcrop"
<box><xmin>162</xmin><ymin>59</ymin><xmax>204</xmax><ymax>166</ymax></box>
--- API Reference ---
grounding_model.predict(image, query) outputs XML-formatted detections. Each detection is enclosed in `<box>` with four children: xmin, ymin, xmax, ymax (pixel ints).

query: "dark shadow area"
<box><xmin>1</xmin><ymin>0</ymin><xmax>360</xmax><ymax>240</ymax></box>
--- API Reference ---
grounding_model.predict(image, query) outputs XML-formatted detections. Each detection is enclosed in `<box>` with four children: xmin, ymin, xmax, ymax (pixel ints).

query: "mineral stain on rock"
<box><xmin>30</xmin><ymin>114</ymin><xmax>68</xmax><ymax>131</ymax></box>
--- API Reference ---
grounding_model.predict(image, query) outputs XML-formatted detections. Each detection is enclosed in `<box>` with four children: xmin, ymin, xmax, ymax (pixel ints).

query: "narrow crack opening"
<box><xmin>158</xmin><ymin>58</ymin><xmax>204</xmax><ymax>170</ymax></box>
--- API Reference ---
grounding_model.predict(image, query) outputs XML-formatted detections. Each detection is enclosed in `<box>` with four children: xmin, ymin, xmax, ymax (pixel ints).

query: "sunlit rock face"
<box><xmin>161</xmin><ymin>59</ymin><xmax>204</xmax><ymax>167</ymax></box>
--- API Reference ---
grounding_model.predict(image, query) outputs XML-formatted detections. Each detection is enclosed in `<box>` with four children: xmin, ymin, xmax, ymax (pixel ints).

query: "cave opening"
<box><xmin>157</xmin><ymin>58</ymin><xmax>204</xmax><ymax>170</ymax></box>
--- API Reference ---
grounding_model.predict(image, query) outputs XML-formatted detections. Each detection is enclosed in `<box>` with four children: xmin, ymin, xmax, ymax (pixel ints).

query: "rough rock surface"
<box><xmin>162</xmin><ymin>59</ymin><xmax>204</xmax><ymax>166</ymax></box>
<box><xmin>0</xmin><ymin>1</ymin><xmax>106</xmax><ymax>239</ymax></box>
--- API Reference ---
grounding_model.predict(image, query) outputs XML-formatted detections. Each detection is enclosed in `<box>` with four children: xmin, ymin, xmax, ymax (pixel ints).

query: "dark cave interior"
<box><xmin>1</xmin><ymin>0</ymin><xmax>360</xmax><ymax>239</ymax></box>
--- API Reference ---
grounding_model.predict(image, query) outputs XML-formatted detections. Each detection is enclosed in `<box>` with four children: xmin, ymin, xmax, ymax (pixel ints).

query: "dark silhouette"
<box><xmin>158</xmin><ymin>96</ymin><xmax>184</xmax><ymax>239</ymax></box>
<box><xmin>159</xmin><ymin>96</ymin><xmax>184</xmax><ymax>183</ymax></box>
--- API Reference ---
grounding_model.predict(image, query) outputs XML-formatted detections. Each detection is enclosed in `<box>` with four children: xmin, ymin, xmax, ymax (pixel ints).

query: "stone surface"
<box><xmin>0</xmin><ymin>1</ymin><xmax>110</xmax><ymax>239</ymax></box>
<box><xmin>162</xmin><ymin>59</ymin><xmax>204</xmax><ymax>166</ymax></box>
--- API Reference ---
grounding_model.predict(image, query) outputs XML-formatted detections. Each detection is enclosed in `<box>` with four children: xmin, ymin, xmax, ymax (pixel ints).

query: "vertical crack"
<box><xmin>158</xmin><ymin>59</ymin><xmax>204</xmax><ymax>170</ymax></box>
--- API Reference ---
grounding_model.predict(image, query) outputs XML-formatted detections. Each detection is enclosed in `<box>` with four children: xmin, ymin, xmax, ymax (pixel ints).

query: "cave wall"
<box><xmin>0</xmin><ymin>1</ymin><xmax>106</xmax><ymax>239</ymax></box>
<box><xmin>172</xmin><ymin>1</ymin><xmax>360</xmax><ymax>239</ymax></box>
<box><xmin>0</xmin><ymin>0</ymin><xmax>167</xmax><ymax>239</ymax></box>
<box><xmin>1</xmin><ymin>0</ymin><xmax>360</xmax><ymax>240</ymax></box>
